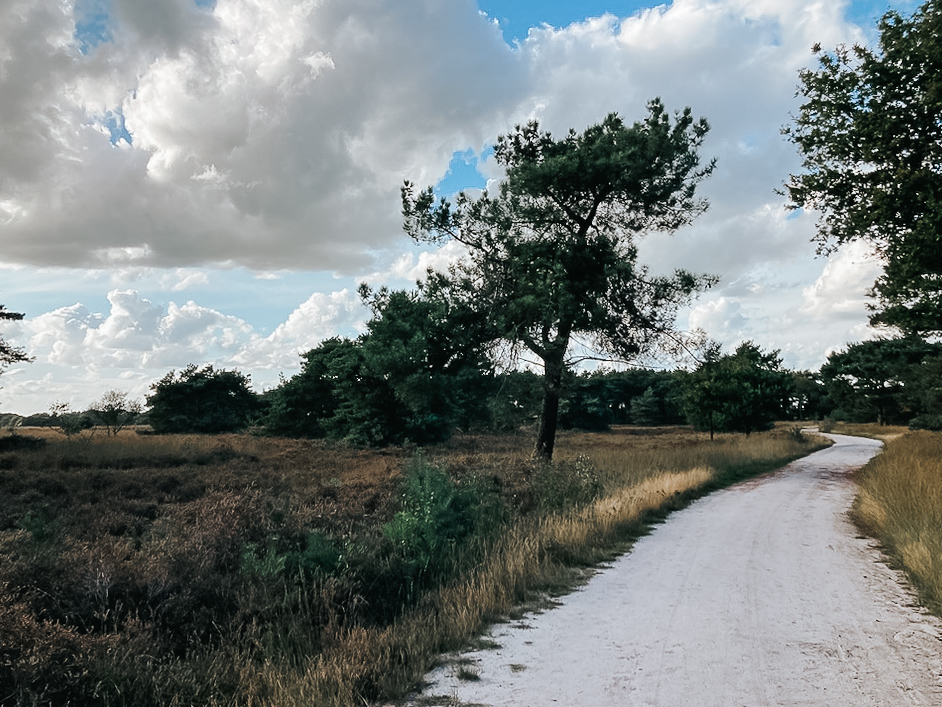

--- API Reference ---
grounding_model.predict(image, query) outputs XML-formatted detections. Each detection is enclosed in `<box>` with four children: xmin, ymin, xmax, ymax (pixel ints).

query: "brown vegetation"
<box><xmin>0</xmin><ymin>425</ymin><xmax>824</xmax><ymax>706</ymax></box>
<box><xmin>852</xmin><ymin>430</ymin><xmax>942</xmax><ymax>617</ymax></box>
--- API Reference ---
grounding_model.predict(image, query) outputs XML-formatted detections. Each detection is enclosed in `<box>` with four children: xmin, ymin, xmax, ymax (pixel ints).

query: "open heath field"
<box><xmin>0</xmin><ymin>425</ymin><xmax>826</xmax><ymax>706</ymax></box>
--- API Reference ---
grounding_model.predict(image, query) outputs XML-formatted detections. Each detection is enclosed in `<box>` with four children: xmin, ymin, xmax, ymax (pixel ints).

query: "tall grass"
<box><xmin>0</xmin><ymin>425</ymin><xmax>825</xmax><ymax>706</ymax></box>
<box><xmin>852</xmin><ymin>431</ymin><xmax>942</xmax><ymax>616</ymax></box>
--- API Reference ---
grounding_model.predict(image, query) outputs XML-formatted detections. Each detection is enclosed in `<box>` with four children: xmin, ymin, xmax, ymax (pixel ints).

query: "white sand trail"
<box><xmin>409</xmin><ymin>433</ymin><xmax>942</xmax><ymax>706</ymax></box>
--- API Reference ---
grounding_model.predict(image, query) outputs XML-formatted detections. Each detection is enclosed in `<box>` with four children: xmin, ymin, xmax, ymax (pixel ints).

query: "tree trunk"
<box><xmin>535</xmin><ymin>352</ymin><xmax>565</xmax><ymax>461</ymax></box>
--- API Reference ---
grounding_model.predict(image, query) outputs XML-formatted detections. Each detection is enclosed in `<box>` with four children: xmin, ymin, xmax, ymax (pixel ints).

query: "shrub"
<box><xmin>384</xmin><ymin>457</ymin><xmax>473</xmax><ymax>574</ymax></box>
<box><xmin>147</xmin><ymin>364</ymin><xmax>260</xmax><ymax>434</ymax></box>
<box><xmin>91</xmin><ymin>390</ymin><xmax>143</xmax><ymax>436</ymax></box>
<box><xmin>909</xmin><ymin>414</ymin><xmax>942</xmax><ymax>431</ymax></box>
<box><xmin>0</xmin><ymin>436</ymin><xmax>45</xmax><ymax>453</ymax></box>
<box><xmin>382</xmin><ymin>456</ymin><xmax>505</xmax><ymax>605</ymax></box>
<box><xmin>531</xmin><ymin>455</ymin><xmax>604</xmax><ymax>512</ymax></box>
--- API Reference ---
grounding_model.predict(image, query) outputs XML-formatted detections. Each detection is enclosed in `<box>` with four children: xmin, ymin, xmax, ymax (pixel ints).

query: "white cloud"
<box><xmin>362</xmin><ymin>241</ymin><xmax>471</xmax><ymax>286</ymax></box>
<box><xmin>236</xmin><ymin>289</ymin><xmax>368</xmax><ymax>370</ymax></box>
<box><xmin>0</xmin><ymin>0</ymin><xmax>525</xmax><ymax>271</ymax></box>
<box><xmin>22</xmin><ymin>290</ymin><xmax>243</xmax><ymax>370</ymax></box>
<box><xmin>19</xmin><ymin>288</ymin><xmax>362</xmax><ymax>372</ymax></box>
<box><xmin>0</xmin><ymin>0</ymin><xmax>865</xmax><ymax>278</ymax></box>
<box><xmin>160</xmin><ymin>269</ymin><xmax>210</xmax><ymax>292</ymax></box>
<box><xmin>688</xmin><ymin>297</ymin><xmax>748</xmax><ymax>342</ymax></box>
<box><xmin>0</xmin><ymin>286</ymin><xmax>370</xmax><ymax>411</ymax></box>
<box><xmin>26</xmin><ymin>303</ymin><xmax>104</xmax><ymax>365</ymax></box>
<box><xmin>799</xmin><ymin>241</ymin><xmax>884</xmax><ymax>320</ymax></box>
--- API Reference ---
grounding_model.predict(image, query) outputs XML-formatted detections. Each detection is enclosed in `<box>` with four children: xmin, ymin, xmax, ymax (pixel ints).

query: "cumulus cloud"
<box><xmin>235</xmin><ymin>289</ymin><xmax>368</xmax><ymax>369</ymax></box>
<box><xmin>0</xmin><ymin>0</ymin><xmax>862</xmax><ymax>275</ymax></box>
<box><xmin>799</xmin><ymin>241</ymin><xmax>884</xmax><ymax>321</ymax></box>
<box><xmin>16</xmin><ymin>287</ymin><xmax>365</xmax><ymax>375</ymax></box>
<box><xmin>688</xmin><ymin>297</ymin><xmax>748</xmax><ymax>343</ymax></box>
<box><xmin>0</xmin><ymin>0</ymin><xmax>525</xmax><ymax>271</ymax></box>
<box><xmin>362</xmin><ymin>241</ymin><xmax>471</xmax><ymax>286</ymax></box>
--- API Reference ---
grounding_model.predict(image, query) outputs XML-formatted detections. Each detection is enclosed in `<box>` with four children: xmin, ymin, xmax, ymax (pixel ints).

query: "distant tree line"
<box><xmin>13</xmin><ymin>330</ymin><xmax>942</xmax><ymax>441</ymax></box>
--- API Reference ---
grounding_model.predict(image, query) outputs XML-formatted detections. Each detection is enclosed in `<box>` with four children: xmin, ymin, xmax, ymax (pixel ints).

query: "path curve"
<box><xmin>414</xmin><ymin>433</ymin><xmax>942</xmax><ymax>706</ymax></box>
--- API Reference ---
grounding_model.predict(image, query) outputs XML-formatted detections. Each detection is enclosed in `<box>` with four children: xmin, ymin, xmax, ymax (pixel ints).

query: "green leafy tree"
<box><xmin>264</xmin><ymin>338</ymin><xmax>367</xmax><ymax>440</ymax></box>
<box><xmin>91</xmin><ymin>390</ymin><xmax>143</xmax><ymax>436</ymax></box>
<box><xmin>556</xmin><ymin>369</ymin><xmax>682</xmax><ymax>430</ymax></box>
<box><xmin>784</xmin><ymin>2</ymin><xmax>942</xmax><ymax>334</ymax></box>
<box><xmin>905</xmin><ymin>354</ymin><xmax>942</xmax><ymax>429</ymax></box>
<box><xmin>559</xmin><ymin>371</ymin><xmax>618</xmax><ymax>431</ymax></box>
<box><xmin>680</xmin><ymin>342</ymin><xmax>791</xmax><ymax>438</ymax></box>
<box><xmin>266</xmin><ymin>283</ymin><xmax>495</xmax><ymax>445</ymax></box>
<box><xmin>359</xmin><ymin>280</ymin><xmax>496</xmax><ymax>435</ymax></box>
<box><xmin>147</xmin><ymin>365</ymin><xmax>259</xmax><ymax>434</ymax></box>
<box><xmin>630</xmin><ymin>386</ymin><xmax>663</xmax><ymax>426</ymax></box>
<box><xmin>49</xmin><ymin>402</ymin><xmax>94</xmax><ymax>441</ymax></box>
<box><xmin>820</xmin><ymin>337</ymin><xmax>942</xmax><ymax>425</ymax></box>
<box><xmin>788</xmin><ymin>371</ymin><xmax>828</xmax><ymax>421</ymax></box>
<box><xmin>265</xmin><ymin>336</ymin><xmax>435</xmax><ymax>446</ymax></box>
<box><xmin>403</xmin><ymin>103</ymin><xmax>716</xmax><ymax>459</ymax></box>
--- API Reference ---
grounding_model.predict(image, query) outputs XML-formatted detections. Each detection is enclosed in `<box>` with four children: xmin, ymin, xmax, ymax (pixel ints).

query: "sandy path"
<box><xmin>411</xmin><ymin>433</ymin><xmax>942</xmax><ymax>706</ymax></box>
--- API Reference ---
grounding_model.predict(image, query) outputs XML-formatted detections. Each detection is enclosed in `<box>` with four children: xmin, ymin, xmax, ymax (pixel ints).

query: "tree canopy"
<box><xmin>784</xmin><ymin>1</ymin><xmax>942</xmax><ymax>334</ymax></box>
<box><xmin>403</xmin><ymin>102</ymin><xmax>716</xmax><ymax>459</ymax></box>
<box><xmin>820</xmin><ymin>337</ymin><xmax>942</xmax><ymax>426</ymax></box>
<box><xmin>91</xmin><ymin>390</ymin><xmax>143</xmax><ymax>436</ymax></box>
<box><xmin>147</xmin><ymin>365</ymin><xmax>259</xmax><ymax>434</ymax></box>
<box><xmin>265</xmin><ymin>280</ymin><xmax>496</xmax><ymax>445</ymax></box>
<box><xmin>678</xmin><ymin>342</ymin><xmax>791</xmax><ymax>438</ymax></box>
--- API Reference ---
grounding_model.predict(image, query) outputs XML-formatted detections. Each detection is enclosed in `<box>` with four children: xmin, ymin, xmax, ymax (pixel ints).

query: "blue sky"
<box><xmin>480</xmin><ymin>1</ymin><xmax>651</xmax><ymax>42</ymax></box>
<box><xmin>483</xmin><ymin>0</ymin><xmax>905</xmax><ymax>41</ymax></box>
<box><xmin>0</xmin><ymin>0</ymin><xmax>917</xmax><ymax>413</ymax></box>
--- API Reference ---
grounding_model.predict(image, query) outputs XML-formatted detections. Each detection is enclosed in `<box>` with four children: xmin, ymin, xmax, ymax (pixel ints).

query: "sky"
<box><xmin>0</xmin><ymin>0</ymin><xmax>921</xmax><ymax>414</ymax></box>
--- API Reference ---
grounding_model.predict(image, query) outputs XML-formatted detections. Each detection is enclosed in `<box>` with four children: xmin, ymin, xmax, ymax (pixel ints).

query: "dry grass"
<box><xmin>215</xmin><ymin>427</ymin><xmax>825</xmax><ymax>706</ymax></box>
<box><xmin>818</xmin><ymin>421</ymin><xmax>909</xmax><ymax>442</ymax></box>
<box><xmin>852</xmin><ymin>430</ymin><xmax>942</xmax><ymax>616</ymax></box>
<box><xmin>0</xmin><ymin>425</ymin><xmax>825</xmax><ymax>706</ymax></box>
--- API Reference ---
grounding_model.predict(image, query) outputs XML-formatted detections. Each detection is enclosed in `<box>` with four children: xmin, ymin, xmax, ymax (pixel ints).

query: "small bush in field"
<box><xmin>147</xmin><ymin>364</ymin><xmax>260</xmax><ymax>434</ymax></box>
<box><xmin>241</xmin><ymin>543</ymin><xmax>288</xmax><ymax>579</ymax></box>
<box><xmin>384</xmin><ymin>457</ymin><xmax>474</xmax><ymax>573</ymax></box>
<box><xmin>908</xmin><ymin>413</ymin><xmax>942</xmax><ymax>431</ymax></box>
<box><xmin>15</xmin><ymin>510</ymin><xmax>57</xmax><ymax>543</ymax></box>
<box><xmin>532</xmin><ymin>455</ymin><xmax>603</xmax><ymax>512</ymax></box>
<box><xmin>382</xmin><ymin>456</ymin><xmax>505</xmax><ymax>606</ymax></box>
<box><xmin>291</xmin><ymin>530</ymin><xmax>342</xmax><ymax>576</ymax></box>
